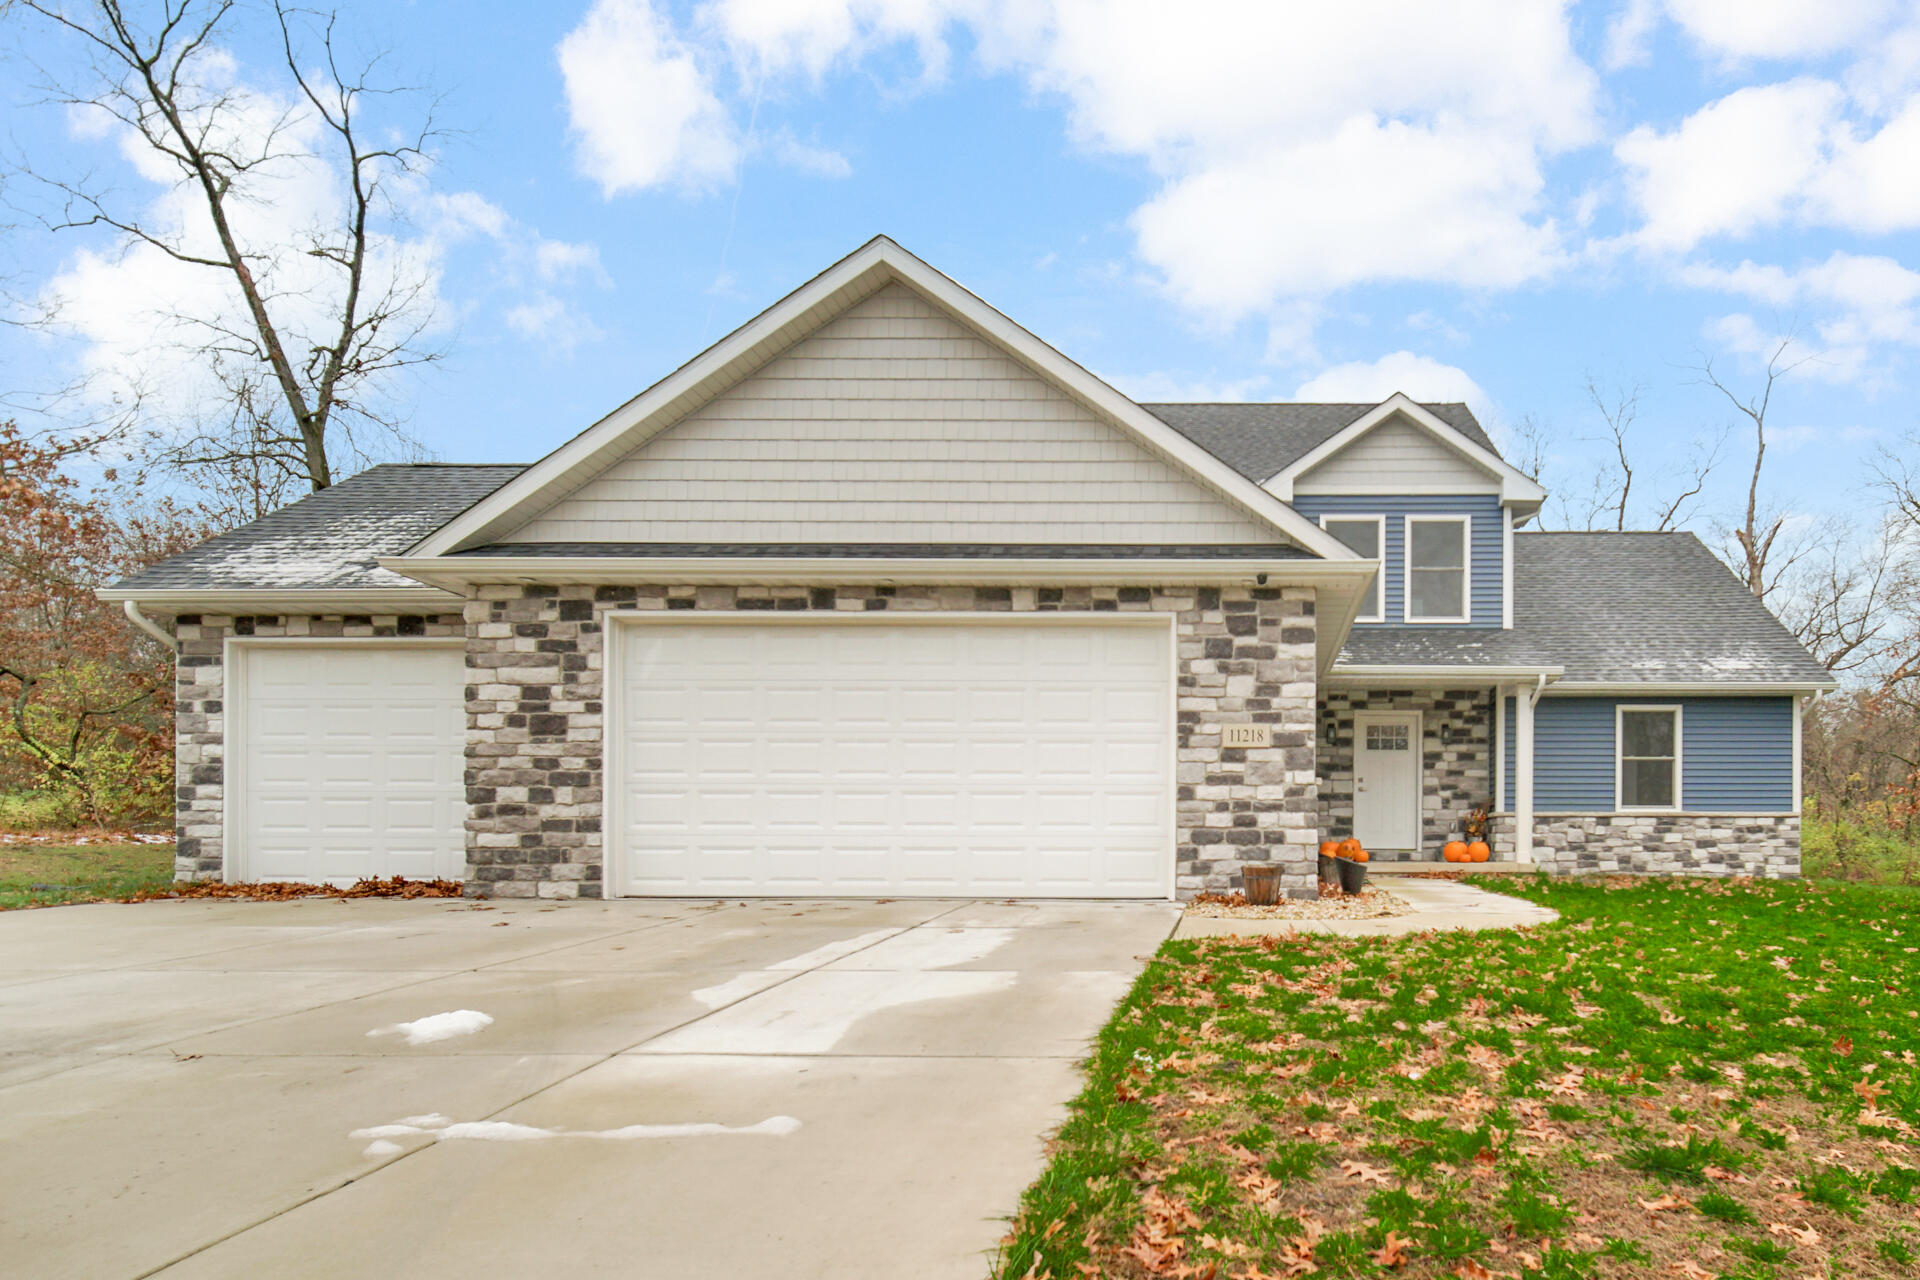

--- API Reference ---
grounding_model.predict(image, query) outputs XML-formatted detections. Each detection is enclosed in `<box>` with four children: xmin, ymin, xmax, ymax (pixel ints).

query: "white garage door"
<box><xmin>613</xmin><ymin>620</ymin><xmax>1172</xmax><ymax>898</ymax></box>
<box><xmin>234</xmin><ymin>644</ymin><xmax>465</xmax><ymax>885</ymax></box>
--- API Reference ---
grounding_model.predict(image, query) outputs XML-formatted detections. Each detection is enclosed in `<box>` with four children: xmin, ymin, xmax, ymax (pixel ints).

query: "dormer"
<box><xmin>1266</xmin><ymin>394</ymin><xmax>1545</xmax><ymax>630</ymax></box>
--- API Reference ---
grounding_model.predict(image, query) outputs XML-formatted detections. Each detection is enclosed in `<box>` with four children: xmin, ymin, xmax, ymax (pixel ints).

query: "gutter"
<box><xmin>121</xmin><ymin>600</ymin><xmax>177</xmax><ymax>651</ymax></box>
<box><xmin>95</xmin><ymin>586</ymin><xmax>465</xmax><ymax>614</ymax></box>
<box><xmin>374</xmin><ymin>554</ymin><xmax>1379</xmax><ymax>590</ymax></box>
<box><xmin>1545</xmin><ymin>680</ymin><xmax>1839</xmax><ymax>695</ymax></box>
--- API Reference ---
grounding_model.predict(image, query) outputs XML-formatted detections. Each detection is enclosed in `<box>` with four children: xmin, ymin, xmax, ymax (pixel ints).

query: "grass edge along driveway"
<box><xmin>992</xmin><ymin>877</ymin><xmax>1920</xmax><ymax>1280</ymax></box>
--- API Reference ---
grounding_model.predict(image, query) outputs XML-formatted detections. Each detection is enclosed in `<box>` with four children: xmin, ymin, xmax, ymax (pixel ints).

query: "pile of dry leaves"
<box><xmin>133</xmin><ymin>876</ymin><xmax>465</xmax><ymax>902</ymax></box>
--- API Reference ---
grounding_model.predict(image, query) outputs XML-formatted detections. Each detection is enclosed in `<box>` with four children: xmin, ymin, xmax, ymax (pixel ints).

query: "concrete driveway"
<box><xmin>0</xmin><ymin>895</ymin><xmax>1178</xmax><ymax>1279</ymax></box>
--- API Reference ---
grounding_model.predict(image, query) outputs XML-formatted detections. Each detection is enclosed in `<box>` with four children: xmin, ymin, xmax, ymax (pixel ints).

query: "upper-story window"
<box><xmin>1320</xmin><ymin>515</ymin><xmax>1384</xmax><ymax>622</ymax></box>
<box><xmin>1404</xmin><ymin>515</ymin><xmax>1471</xmax><ymax>623</ymax></box>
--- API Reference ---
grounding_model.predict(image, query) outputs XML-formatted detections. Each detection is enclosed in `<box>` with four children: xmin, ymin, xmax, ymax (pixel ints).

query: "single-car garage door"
<box><xmin>612</xmin><ymin>619</ymin><xmax>1172</xmax><ymax>898</ymax></box>
<box><xmin>232</xmin><ymin>643</ymin><xmax>465</xmax><ymax>884</ymax></box>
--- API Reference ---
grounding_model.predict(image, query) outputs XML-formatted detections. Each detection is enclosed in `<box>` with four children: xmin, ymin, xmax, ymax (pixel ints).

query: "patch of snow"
<box><xmin>361</xmin><ymin>1139</ymin><xmax>403</xmax><ymax>1158</ymax></box>
<box><xmin>764</xmin><ymin>929</ymin><xmax>902</xmax><ymax>970</ymax></box>
<box><xmin>367</xmin><ymin>1010</ymin><xmax>495</xmax><ymax>1046</ymax></box>
<box><xmin>640</xmin><ymin>970</ymin><xmax>1018</xmax><ymax>1055</ymax></box>
<box><xmin>350</xmin><ymin>1114</ymin><xmax>800</xmax><ymax>1147</ymax></box>
<box><xmin>689</xmin><ymin>972</ymin><xmax>780</xmax><ymax>1009</ymax></box>
<box><xmin>824</xmin><ymin>926</ymin><xmax>1015</xmax><ymax>971</ymax></box>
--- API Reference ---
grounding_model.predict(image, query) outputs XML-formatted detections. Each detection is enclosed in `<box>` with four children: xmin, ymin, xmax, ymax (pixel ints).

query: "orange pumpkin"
<box><xmin>1352</xmin><ymin>849</ymin><xmax>1369</xmax><ymax>863</ymax></box>
<box><xmin>1337</xmin><ymin>837</ymin><xmax>1364</xmax><ymax>860</ymax></box>
<box><xmin>1467</xmin><ymin>840</ymin><xmax>1491</xmax><ymax>863</ymax></box>
<box><xmin>1320</xmin><ymin>840</ymin><xmax>1341</xmax><ymax>859</ymax></box>
<box><xmin>1443</xmin><ymin>840</ymin><xmax>1468</xmax><ymax>863</ymax></box>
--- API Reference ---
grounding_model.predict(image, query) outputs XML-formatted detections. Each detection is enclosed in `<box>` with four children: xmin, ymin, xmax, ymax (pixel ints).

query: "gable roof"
<box><xmin>1333</xmin><ymin>532</ymin><xmax>1834</xmax><ymax>688</ymax></box>
<box><xmin>101</xmin><ymin>464</ymin><xmax>524</xmax><ymax>598</ymax></box>
<box><xmin>1144</xmin><ymin>401</ymin><xmax>1496</xmax><ymax>484</ymax></box>
<box><xmin>407</xmin><ymin>236</ymin><xmax>1356</xmax><ymax>563</ymax></box>
<box><xmin>1263</xmin><ymin>394</ymin><xmax>1546</xmax><ymax>509</ymax></box>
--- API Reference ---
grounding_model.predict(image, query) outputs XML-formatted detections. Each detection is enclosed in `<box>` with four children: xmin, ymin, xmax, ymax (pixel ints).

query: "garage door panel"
<box><xmin>617</xmin><ymin>621</ymin><xmax>1171</xmax><ymax>898</ymax></box>
<box><xmin>237</xmin><ymin>645</ymin><xmax>464</xmax><ymax>886</ymax></box>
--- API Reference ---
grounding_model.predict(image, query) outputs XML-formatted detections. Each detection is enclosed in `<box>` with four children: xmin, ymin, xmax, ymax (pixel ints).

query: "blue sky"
<box><xmin>6</xmin><ymin>1</ymin><xmax>1920</xmax><ymax>544</ymax></box>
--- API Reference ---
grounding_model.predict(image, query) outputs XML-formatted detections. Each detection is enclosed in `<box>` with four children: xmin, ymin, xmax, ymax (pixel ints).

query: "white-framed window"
<box><xmin>1319</xmin><ymin>514</ymin><xmax>1385</xmax><ymax>622</ymax></box>
<box><xmin>1403</xmin><ymin>514</ymin><xmax>1471</xmax><ymax>623</ymax></box>
<box><xmin>1617</xmin><ymin>704</ymin><xmax>1682</xmax><ymax>811</ymax></box>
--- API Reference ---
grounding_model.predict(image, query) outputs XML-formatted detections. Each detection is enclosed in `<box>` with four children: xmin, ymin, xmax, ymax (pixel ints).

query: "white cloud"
<box><xmin>682</xmin><ymin>1</ymin><xmax>1599</xmax><ymax>341</ymax></box>
<box><xmin>766</xmin><ymin>129</ymin><xmax>852</xmax><ymax>177</ymax></box>
<box><xmin>1684</xmin><ymin>251</ymin><xmax>1920</xmax><ymax>379</ymax></box>
<box><xmin>1617</xmin><ymin>77</ymin><xmax>1920</xmax><ymax>248</ymax></box>
<box><xmin>559</xmin><ymin>0</ymin><xmax>739</xmax><ymax>195</ymax></box>
<box><xmin>1659</xmin><ymin>0</ymin><xmax>1899</xmax><ymax>62</ymax></box>
<box><xmin>1292</xmin><ymin>352</ymin><xmax>1490</xmax><ymax>407</ymax></box>
<box><xmin>1615</xmin><ymin>79</ymin><xmax>1845</xmax><ymax>251</ymax></box>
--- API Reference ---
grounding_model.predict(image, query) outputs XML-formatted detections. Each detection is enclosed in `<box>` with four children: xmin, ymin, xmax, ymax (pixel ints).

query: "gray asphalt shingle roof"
<box><xmin>1336</xmin><ymin>532</ymin><xmax>1832</xmax><ymax>685</ymax></box>
<box><xmin>108</xmin><ymin>464</ymin><xmax>526</xmax><ymax>592</ymax></box>
<box><xmin>1142</xmin><ymin>402</ymin><xmax>1497</xmax><ymax>483</ymax></box>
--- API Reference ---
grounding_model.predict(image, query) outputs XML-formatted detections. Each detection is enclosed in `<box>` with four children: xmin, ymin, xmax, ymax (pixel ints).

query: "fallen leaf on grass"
<box><xmin>1637</xmin><ymin>1194</ymin><xmax>1690</xmax><ymax>1213</ymax></box>
<box><xmin>1339</xmin><ymin>1159</ymin><xmax>1390</xmax><ymax>1184</ymax></box>
<box><xmin>1769</xmin><ymin>1222</ymin><xmax>1820</xmax><ymax>1246</ymax></box>
<box><xmin>1669</xmin><ymin>1261</ymin><xmax>1714</xmax><ymax>1279</ymax></box>
<box><xmin>1372</xmin><ymin>1231</ymin><xmax>1413</xmax><ymax>1268</ymax></box>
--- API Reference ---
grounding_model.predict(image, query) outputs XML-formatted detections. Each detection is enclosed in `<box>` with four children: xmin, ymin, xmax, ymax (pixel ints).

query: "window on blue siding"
<box><xmin>1321</xmin><ymin>516</ymin><xmax>1384</xmax><ymax>621</ymax></box>
<box><xmin>1619</xmin><ymin>707</ymin><xmax>1680</xmax><ymax>810</ymax></box>
<box><xmin>1405</xmin><ymin>516</ymin><xmax>1469</xmax><ymax>622</ymax></box>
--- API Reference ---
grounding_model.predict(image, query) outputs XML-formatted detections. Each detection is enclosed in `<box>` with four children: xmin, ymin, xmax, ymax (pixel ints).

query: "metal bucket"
<box><xmin>1335</xmin><ymin>857</ymin><xmax>1367</xmax><ymax>895</ymax></box>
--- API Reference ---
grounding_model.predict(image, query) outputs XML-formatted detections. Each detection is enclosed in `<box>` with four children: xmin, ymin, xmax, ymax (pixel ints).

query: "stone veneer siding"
<box><xmin>1316</xmin><ymin>688</ymin><xmax>1495</xmax><ymax>860</ymax></box>
<box><xmin>172</xmin><ymin>612</ymin><xmax>468</xmax><ymax>881</ymax></box>
<box><xmin>464</xmin><ymin>582</ymin><xmax>1321</xmax><ymax>900</ymax></box>
<box><xmin>1492</xmin><ymin>813</ymin><xmax>1801</xmax><ymax>877</ymax></box>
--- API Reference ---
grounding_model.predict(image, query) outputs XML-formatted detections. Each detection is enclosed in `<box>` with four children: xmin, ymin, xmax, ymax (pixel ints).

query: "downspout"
<box><xmin>123</xmin><ymin>600</ymin><xmax>177</xmax><ymax>652</ymax></box>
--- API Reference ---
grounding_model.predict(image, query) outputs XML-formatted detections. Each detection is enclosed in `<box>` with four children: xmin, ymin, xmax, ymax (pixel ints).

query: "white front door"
<box><xmin>1353</xmin><ymin>712</ymin><xmax>1420</xmax><ymax>852</ymax></box>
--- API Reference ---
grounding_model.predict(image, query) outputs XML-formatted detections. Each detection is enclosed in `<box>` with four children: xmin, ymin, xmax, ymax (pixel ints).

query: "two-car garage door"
<box><xmin>610</xmin><ymin>620</ymin><xmax>1172</xmax><ymax>898</ymax></box>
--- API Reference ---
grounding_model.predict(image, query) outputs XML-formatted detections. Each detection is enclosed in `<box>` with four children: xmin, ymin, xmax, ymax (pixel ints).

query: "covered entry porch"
<box><xmin>1316</xmin><ymin>667</ymin><xmax>1561</xmax><ymax>863</ymax></box>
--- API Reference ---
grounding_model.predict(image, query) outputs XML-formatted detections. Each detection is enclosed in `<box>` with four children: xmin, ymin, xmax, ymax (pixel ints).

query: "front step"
<box><xmin>1366</xmin><ymin>861</ymin><xmax>1541</xmax><ymax>875</ymax></box>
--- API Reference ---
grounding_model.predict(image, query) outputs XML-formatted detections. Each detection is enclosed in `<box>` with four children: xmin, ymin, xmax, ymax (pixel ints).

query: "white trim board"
<box><xmin>406</xmin><ymin>237</ymin><xmax>1359</xmax><ymax>564</ymax></box>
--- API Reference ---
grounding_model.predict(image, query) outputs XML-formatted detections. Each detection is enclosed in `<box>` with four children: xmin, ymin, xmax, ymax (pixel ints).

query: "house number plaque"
<box><xmin>1222</xmin><ymin>724</ymin><xmax>1272</xmax><ymax>748</ymax></box>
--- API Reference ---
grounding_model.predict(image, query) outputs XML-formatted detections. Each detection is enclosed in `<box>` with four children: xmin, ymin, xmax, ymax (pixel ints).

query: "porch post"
<box><xmin>1514</xmin><ymin>683</ymin><xmax>1535</xmax><ymax>864</ymax></box>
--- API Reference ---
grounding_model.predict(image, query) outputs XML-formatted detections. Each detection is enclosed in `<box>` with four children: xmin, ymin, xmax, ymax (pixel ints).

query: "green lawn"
<box><xmin>0</xmin><ymin>842</ymin><xmax>174</xmax><ymax>909</ymax></box>
<box><xmin>994</xmin><ymin>877</ymin><xmax>1920</xmax><ymax>1279</ymax></box>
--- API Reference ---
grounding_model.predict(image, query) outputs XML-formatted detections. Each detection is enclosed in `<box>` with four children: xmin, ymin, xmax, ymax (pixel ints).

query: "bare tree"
<box><xmin>1512</xmin><ymin>379</ymin><xmax>1720</xmax><ymax>533</ymax></box>
<box><xmin>10</xmin><ymin>0</ymin><xmax>443</xmax><ymax>497</ymax></box>
<box><xmin>1696</xmin><ymin>338</ymin><xmax>1816</xmax><ymax>600</ymax></box>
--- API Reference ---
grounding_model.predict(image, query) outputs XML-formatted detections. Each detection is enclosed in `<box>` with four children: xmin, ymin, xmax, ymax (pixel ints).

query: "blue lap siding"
<box><xmin>1291</xmin><ymin>494</ymin><xmax>1503</xmax><ymax>628</ymax></box>
<box><xmin>1502</xmin><ymin>695</ymin><xmax>1795</xmax><ymax>812</ymax></box>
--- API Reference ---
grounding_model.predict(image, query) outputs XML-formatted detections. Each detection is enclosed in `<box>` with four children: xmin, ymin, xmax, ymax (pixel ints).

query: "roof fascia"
<box><xmin>1328</xmin><ymin>663</ymin><xmax>1565</xmax><ymax>687</ymax></box>
<box><xmin>1265</xmin><ymin>393</ymin><xmax>1549</xmax><ymax>506</ymax></box>
<box><xmin>411</xmin><ymin>237</ymin><xmax>1359</xmax><ymax>563</ymax></box>
<box><xmin>93</xmin><ymin>586</ymin><xmax>462</xmax><ymax>614</ymax></box>
<box><xmin>1546</xmin><ymin>679</ymin><xmax>1839</xmax><ymax>695</ymax></box>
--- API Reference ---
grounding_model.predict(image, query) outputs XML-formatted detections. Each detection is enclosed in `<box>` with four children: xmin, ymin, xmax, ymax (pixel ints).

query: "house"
<box><xmin>102</xmin><ymin>238</ymin><xmax>1834</xmax><ymax>900</ymax></box>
